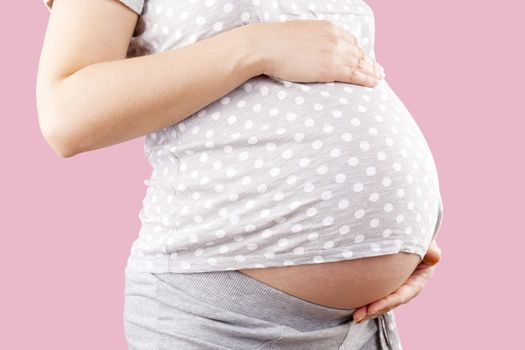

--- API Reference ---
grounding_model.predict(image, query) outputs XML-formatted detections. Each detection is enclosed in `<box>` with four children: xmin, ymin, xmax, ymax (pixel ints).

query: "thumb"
<box><xmin>422</xmin><ymin>243</ymin><xmax>441</xmax><ymax>265</ymax></box>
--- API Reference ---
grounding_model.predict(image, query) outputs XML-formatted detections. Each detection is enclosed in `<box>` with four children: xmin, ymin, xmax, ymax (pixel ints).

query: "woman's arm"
<box><xmin>36</xmin><ymin>0</ymin><xmax>263</xmax><ymax>157</ymax></box>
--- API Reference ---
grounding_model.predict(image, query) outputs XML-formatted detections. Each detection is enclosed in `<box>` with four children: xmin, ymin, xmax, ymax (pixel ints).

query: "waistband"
<box><xmin>126</xmin><ymin>266</ymin><xmax>403</xmax><ymax>349</ymax></box>
<box><xmin>152</xmin><ymin>268</ymin><xmax>357</xmax><ymax>330</ymax></box>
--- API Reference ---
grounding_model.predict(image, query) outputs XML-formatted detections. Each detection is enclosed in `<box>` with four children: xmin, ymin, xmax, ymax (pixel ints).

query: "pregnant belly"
<box><xmin>228</xmin><ymin>80</ymin><xmax>438</xmax><ymax>309</ymax></box>
<box><xmin>140</xmin><ymin>77</ymin><xmax>442</xmax><ymax>287</ymax></box>
<box><xmin>238</xmin><ymin>252</ymin><xmax>421</xmax><ymax>309</ymax></box>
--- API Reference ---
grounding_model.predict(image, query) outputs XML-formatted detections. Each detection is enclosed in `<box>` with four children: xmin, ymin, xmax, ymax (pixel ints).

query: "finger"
<box><xmin>423</xmin><ymin>247</ymin><xmax>441</xmax><ymax>265</ymax></box>
<box><xmin>334</xmin><ymin>25</ymin><xmax>359</xmax><ymax>47</ymax></box>
<box><xmin>358</xmin><ymin>259</ymin><xmax>435</xmax><ymax>322</ymax></box>
<box><xmin>353</xmin><ymin>306</ymin><xmax>368</xmax><ymax>322</ymax></box>
<box><xmin>370</xmin><ymin>283</ymin><xmax>420</xmax><ymax>315</ymax></box>
<box><xmin>375</xmin><ymin>306</ymin><xmax>395</xmax><ymax>315</ymax></box>
<box><xmin>333</xmin><ymin>25</ymin><xmax>386</xmax><ymax>78</ymax></box>
<box><xmin>405</xmin><ymin>265</ymin><xmax>436</xmax><ymax>292</ymax></box>
<box><xmin>351</xmin><ymin>42</ymin><xmax>384</xmax><ymax>79</ymax></box>
<box><xmin>347</xmin><ymin>51</ymin><xmax>379</xmax><ymax>78</ymax></box>
<box><xmin>387</xmin><ymin>283</ymin><xmax>420</xmax><ymax>306</ymax></box>
<box><xmin>359</xmin><ymin>306</ymin><xmax>396</xmax><ymax>323</ymax></box>
<box><xmin>357</xmin><ymin>49</ymin><xmax>385</xmax><ymax>79</ymax></box>
<box><xmin>423</xmin><ymin>242</ymin><xmax>442</xmax><ymax>265</ymax></box>
<box><xmin>337</xmin><ymin>41</ymin><xmax>382</xmax><ymax>80</ymax></box>
<box><xmin>361</xmin><ymin>53</ymin><xmax>385</xmax><ymax>79</ymax></box>
<box><xmin>341</xmin><ymin>65</ymin><xmax>379</xmax><ymax>87</ymax></box>
<box><xmin>366</xmin><ymin>299</ymin><xmax>398</xmax><ymax>315</ymax></box>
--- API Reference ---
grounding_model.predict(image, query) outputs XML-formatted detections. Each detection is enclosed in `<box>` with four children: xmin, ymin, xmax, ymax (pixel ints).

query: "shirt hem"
<box><xmin>125</xmin><ymin>241</ymin><xmax>428</xmax><ymax>274</ymax></box>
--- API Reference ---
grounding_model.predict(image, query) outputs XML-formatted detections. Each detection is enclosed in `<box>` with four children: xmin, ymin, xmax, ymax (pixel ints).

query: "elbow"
<box><xmin>37</xmin><ymin>89</ymin><xmax>78</xmax><ymax>158</ymax></box>
<box><xmin>48</xmin><ymin>133</ymin><xmax>77</xmax><ymax>159</ymax></box>
<box><xmin>40</xmin><ymin>120</ymin><xmax>77</xmax><ymax>158</ymax></box>
<box><xmin>38</xmin><ymin>109</ymin><xmax>78</xmax><ymax>158</ymax></box>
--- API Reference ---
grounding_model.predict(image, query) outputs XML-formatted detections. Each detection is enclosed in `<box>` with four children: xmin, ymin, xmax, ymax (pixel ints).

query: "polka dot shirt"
<box><xmin>44</xmin><ymin>0</ymin><xmax>444</xmax><ymax>275</ymax></box>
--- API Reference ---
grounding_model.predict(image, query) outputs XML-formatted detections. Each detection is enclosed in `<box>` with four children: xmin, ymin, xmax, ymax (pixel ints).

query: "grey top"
<box><xmin>45</xmin><ymin>0</ymin><xmax>444</xmax><ymax>275</ymax></box>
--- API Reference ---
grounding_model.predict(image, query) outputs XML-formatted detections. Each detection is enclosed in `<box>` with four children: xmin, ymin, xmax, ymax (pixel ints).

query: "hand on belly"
<box><xmin>238</xmin><ymin>252</ymin><xmax>421</xmax><ymax>309</ymax></box>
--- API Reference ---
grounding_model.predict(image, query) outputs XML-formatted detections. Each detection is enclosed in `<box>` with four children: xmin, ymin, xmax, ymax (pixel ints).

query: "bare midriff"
<box><xmin>238</xmin><ymin>252</ymin><xmax>422</xmax><ymax>309</ymax></box>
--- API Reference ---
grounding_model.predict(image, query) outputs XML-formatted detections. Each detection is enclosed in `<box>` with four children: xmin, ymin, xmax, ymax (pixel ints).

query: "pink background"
<box><xmin>1</xmin><ymin>0</ymin><xmax>522</xmax><ymax>349</ymax></box>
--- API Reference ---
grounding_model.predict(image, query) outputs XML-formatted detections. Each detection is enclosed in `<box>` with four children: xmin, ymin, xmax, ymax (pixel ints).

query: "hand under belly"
<box><xmin>238</xmin><ymin>252</ymin><xmax>421</xmax><ymax>309</ymax></box>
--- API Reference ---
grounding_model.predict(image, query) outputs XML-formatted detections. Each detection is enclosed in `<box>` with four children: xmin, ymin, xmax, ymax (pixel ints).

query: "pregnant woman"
<box><xmin>38</xmin><ymin>0</ymin><xmax>444</xmax><ymax>349</ymax></box>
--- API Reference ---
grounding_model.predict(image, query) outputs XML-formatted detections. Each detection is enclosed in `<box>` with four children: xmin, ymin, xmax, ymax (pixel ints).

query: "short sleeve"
<box><xmin>43</xmin><ymin>0</ymin><xmax>144</xmax><ymax>15</ymax></box>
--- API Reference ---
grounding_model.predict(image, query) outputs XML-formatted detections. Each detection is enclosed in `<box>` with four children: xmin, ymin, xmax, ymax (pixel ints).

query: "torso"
<box><xmin>126</xmin><ymin>0</ymin><xmax>443</xmax><ymax>309</ymax></box>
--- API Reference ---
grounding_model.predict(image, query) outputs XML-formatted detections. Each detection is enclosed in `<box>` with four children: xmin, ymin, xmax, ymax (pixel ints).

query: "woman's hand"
<box><xmin>353</xmin><ymin>239</ymin><xmax>442</xmax><ymax>323</ymax></box>
<box><xmin>251</xmin><ymin>20</ymin><xmax>385</xmax><ymax>87</ymax></box>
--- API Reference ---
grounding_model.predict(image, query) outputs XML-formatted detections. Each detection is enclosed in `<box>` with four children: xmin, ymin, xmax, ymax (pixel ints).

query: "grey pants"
<box><xmin>123</xmin><ymin>267</ymin><xmax>403</xmax><ymax>350</ymax></box>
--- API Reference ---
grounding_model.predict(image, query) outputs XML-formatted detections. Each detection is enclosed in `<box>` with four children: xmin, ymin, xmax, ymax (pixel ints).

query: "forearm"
<box><xmin>44</xmin><ymin>24</ymin><xmax>263</xmax><ymax>157</ymax></box>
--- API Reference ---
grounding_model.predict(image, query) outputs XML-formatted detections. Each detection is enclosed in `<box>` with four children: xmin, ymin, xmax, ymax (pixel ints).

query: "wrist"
<box><xmin>234</xmin><ymin>23</ymin><xmax>271</xmax><ymax>78</ymax></box>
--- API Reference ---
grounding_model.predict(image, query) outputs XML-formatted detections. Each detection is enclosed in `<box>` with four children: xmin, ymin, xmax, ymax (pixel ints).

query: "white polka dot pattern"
<box><xmin>43</xmin><ymin>0</ymin><xmax>444</xmax><ymax>275</ymax></box>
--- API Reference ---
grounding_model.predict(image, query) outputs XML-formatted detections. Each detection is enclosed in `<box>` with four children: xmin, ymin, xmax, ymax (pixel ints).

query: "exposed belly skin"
<box><xmin>239</xmin><ymin>251</ymin><xmax>421</xmax><ymax>309</ymax></box>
